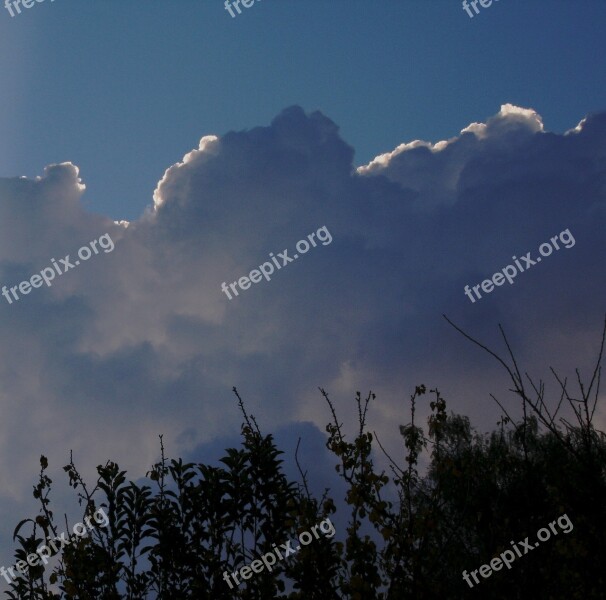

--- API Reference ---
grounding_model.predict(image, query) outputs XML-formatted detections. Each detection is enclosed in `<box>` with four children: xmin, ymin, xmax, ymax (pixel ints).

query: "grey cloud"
<box><xmin>0</xmin><ymin>105</ymin><xmax>605</xmax><ymax>570</ymax></box>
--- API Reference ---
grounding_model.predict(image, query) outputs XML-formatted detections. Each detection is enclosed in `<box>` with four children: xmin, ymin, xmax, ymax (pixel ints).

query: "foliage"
<box><xmin>6</xmin><ymin>322</ymin><xmax>606</xmax><ymax>599</ymax></box>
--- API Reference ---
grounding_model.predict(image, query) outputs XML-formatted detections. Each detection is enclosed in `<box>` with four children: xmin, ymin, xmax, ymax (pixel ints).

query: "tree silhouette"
<box><xmin>5</xmin><ymin>320</ymin><xmax>606</xmax><ymax>599</ymax></box>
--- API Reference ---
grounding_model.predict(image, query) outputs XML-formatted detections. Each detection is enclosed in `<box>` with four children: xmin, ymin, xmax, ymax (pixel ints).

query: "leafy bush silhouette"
<box><xmin>5</xmin><ymin>320</ymin><xmax>606</xmax><ymax>599</ymax></box>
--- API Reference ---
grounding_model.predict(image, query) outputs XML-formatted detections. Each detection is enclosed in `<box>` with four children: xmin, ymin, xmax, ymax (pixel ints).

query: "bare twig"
<box><xmin>374</xmin><ymin>431</ymin><xmax>405</xmax><ymax>477</ymax></box>
<box><xmin>294</xmin><ymin>437</ymin><xmax>311</xmax><ymax>500</ymax></box>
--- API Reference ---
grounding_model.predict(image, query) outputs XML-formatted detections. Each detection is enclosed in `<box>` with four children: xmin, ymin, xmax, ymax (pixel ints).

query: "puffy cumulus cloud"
<box><xmin>0</xmin><ymin>163</ymin><xmax>86</xmax><ymax>261</ymax></box>
<box><xmin>0</xmin><ymin>105</ymin><xmax>605</xmax><ymax>568</ymax></box>
<box><xmin>358</xmin><ymin>103</ymin><xmax>548</xmax><ymax>210</ymax></box>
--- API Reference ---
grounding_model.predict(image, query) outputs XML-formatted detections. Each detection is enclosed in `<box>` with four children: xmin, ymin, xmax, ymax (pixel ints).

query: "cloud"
<box><xmin>0</xmin><ymin>104</ymin><xmax>605</xmax><ymax>569</ymax></box>
<box><xmin>357</xmin><ymin>103</ymin><xmax>547</xmax><ymax>210</ymax></box>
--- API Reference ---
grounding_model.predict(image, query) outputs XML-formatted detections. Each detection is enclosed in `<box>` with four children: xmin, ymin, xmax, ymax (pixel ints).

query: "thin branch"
<box><xmin>499</xmin><ymin>324</ymin><xmax>523</xmax><ymax>390</ymax></box>
<box><xmin>591</xmin><ymin>367</ymin><xmax>602</xmax><ymax>422</ymax></box>
<box><xmin>232</xmin><ymin>387</ymin><xmax>256</xmax><ymax>432</ymax></box>
<box><xmin>374</xmin><ymin>431</ymin><xmax>405</xmax><ymax>477</ymax></box>
<box><xmin>320</xmin><ymin>387</ymin><xmax>344</xmax><ymax>443</ymax></box>
<box><xmin>489</xmin><ymin>394</ymin><xmax>518</xmax><ymax>433</ymax></box>
<box><xmin>443</xmin><ymin>315</ymin><xmax>517</xmax><ymax>380</ymax></box>
<box><xmin>294</xmin><ymin>437</ymin><xmax>311</xmax><ymax>500</ymax></box>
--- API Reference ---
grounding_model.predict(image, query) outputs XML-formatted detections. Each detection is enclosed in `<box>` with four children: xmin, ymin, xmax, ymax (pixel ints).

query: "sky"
<box><xmin>1</xmin><ymin>0</ymin><xmax>606</xmax><ymax>587</ymax></box>
<box><xmin>2</xmin><ymin>1</ymin><xmax>606</xmax><ymax>220</ymax></box>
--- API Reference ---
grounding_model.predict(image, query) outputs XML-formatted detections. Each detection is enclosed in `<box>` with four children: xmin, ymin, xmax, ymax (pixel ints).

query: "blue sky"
<box><xmin>2</xmin><ymin>1</ymin><xmax>606</xmax><ymax>219</ymax></box>
<box><xmin>1</xmin><ymin>0</ymin><xmax>606</xmax><ymax>587</ymax></box>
